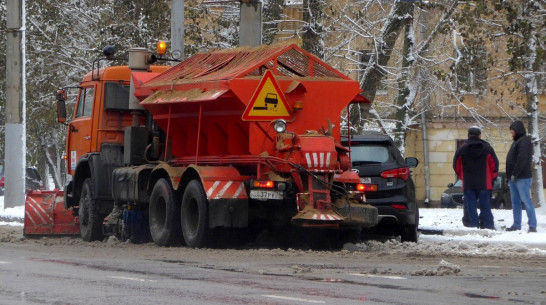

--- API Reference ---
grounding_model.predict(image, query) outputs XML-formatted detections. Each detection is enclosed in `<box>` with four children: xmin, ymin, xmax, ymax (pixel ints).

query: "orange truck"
<box><xmin>24</xmin><ymin>43</ymin><xmax>377</xmax><ymax>248</ymax></box>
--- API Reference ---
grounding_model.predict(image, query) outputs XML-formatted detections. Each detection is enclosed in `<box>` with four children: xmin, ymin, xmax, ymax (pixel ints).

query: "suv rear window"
<box><xmin>350</xmin><ymin>144</ymin><xmax>389</xmax><ymax>164</ymax></box>
<box><xmin>26</xmin><ymin>168</ymin><xmax>41</xmax><ymax>180</ymax></box>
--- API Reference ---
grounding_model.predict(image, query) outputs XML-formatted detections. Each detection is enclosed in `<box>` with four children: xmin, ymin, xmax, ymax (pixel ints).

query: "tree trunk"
<box><xmin>302</xmin><ymin>0</ymin><xmax>324</xmax><ymax>60</ymax></box>
<box><xmin>522</xmin><ymin>4</ymin><xmax>545</xmax><ymax>206</ymax></box>
<box><xmin>39</xmin><ymin>135</ymin><xmax>62</xmax><ymax>190</ymax></box>
<box><xmin>263</xmin><ymin>0</ymin><xmax>283</xmax><ymax>44</ymax></box>
<box><xmin>359</xmin><ymin>2</ymin><xmax>414</xmax><ymax>103</ymax></box>
<box><xmin>393</xmin><ymin>11</ymin><xmax>414</xmax><ymax>153</ymax></box>
<box><xmin>349</xmin><ymin>2</ymin><xmax>414</xmax><ymax>131</ymax></box>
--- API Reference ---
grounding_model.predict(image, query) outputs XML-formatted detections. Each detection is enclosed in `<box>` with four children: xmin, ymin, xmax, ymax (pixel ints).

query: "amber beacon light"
<box><xmin>157</xmin><ymin>41</ymin><xmax>167</xmax><ymax>56</ymax></box>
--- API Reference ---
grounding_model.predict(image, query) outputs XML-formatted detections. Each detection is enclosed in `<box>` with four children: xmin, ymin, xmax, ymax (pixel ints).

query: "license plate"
<box><xmin>360</xmin><ymin>177</ymin><xmax>372</xmax><ymax>184</ymax></box>
<box><xmin>250</xmin><ymin>190</ymin><xmax>283</xmax><ymax>200</ymax></box>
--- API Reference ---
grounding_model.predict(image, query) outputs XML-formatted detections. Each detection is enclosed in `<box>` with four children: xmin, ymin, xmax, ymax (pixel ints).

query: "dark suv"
<box><xmin>342</xmin><ymin>133</ymin><xmax>419</xmax><ymax>242</ymax></box>
<box><xmin>441</xmin><ymin>172</ymin><xmax>511</xmax><ymax>209</ymax></box>
<box><xmin>0</xmin><ymin>166</ymin><xmax>44</xmax><ymax>195</ymax></box>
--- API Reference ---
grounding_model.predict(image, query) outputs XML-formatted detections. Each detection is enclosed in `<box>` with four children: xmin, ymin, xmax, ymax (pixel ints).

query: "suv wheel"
<box><xmin>400</xmin><ymin>224</ymin><xmax>418</xmax><ymax>242</ymax></box>
<box><xmin>400</xmin><ymin>209</ymin><xmax>419</xmax><ymax>243</ymax></box>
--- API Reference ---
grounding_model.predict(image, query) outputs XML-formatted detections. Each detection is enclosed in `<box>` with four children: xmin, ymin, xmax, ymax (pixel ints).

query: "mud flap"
<box><xmin>24</xmin><ymin>190</ymin><xmax>80</xmax><ymax>236</ymax></box>
<box><xmin>208</xmin><ymin>199</ymin><xmax>248</xmax><ymax>228</ymax></box>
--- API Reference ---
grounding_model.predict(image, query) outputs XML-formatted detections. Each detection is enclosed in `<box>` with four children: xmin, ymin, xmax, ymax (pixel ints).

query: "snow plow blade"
<box><xmin>24</xmin><ymin>190</ymin><xmax>80</xmax><ymax>236</ymax></box>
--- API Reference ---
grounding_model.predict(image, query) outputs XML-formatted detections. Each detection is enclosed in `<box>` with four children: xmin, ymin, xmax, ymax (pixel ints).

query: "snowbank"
<box><xmin>419</xmin><ymin>204</ymin><xmax>546</xmax><ymax>245</ymax></box>
<box><xmin>0</xmin><ymin>196</ymin><xmax>23</xmax><ymax>226</ymax></box>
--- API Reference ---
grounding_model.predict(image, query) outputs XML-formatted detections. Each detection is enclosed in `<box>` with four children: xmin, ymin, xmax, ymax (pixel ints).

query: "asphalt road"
<box><xmin>1</xmin><ymin>240</ymin><xmax>545</xmax><ymax>305</ymax></box>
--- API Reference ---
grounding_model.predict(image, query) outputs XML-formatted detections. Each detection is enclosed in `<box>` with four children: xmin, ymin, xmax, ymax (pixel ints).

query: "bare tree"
<box><xmin>494</xmin><ymin>0</ymin><xmax>545</xmax><ymax>205</ymax></box>
<box><xmin>302</xmin><ymin>0</ymin><xmax>325</xmax><ymax>59</ymax></box>
<box><xmin>322</xmin><ymin>1</ymin><xmax>458</xmax><ymax>150</ymax></box>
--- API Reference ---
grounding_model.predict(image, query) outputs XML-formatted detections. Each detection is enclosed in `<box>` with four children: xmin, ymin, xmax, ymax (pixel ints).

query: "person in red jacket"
<box><xmin>453</xmin><ymin>126</ymin><xmax>499</xmax><ymax>229</ymax></box>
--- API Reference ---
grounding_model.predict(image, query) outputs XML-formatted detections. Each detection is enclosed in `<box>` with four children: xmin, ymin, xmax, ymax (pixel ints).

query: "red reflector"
<box><xmin>253</xmin><ymin>180</ymin><xmax>274</xmax><ymax>188</ymax></box>
<box><xmin>381</xmin><ymin>167</ymin><xmax>409</xmax><ymax>181</ymax></box>
<box><xmin>391</xmin><ymin>204</ymin><xmax>407</xmax><ymax>209</ymax></box>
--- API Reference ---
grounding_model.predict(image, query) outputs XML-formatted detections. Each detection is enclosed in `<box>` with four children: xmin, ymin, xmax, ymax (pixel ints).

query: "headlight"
<box><xmin>273</xmin><ymin>119</ymin><xmax>287</xmax><ymax>133</ymax></box>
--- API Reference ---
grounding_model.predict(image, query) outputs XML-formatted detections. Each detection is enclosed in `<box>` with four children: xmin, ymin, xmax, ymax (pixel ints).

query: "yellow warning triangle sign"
<box><xmin>242</xmin><ymin>70</ymin><xmax>293</xmax><ymax>121</ymax></box>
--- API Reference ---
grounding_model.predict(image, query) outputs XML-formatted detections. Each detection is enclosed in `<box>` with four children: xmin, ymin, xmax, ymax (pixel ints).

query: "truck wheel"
<box><xmin>79</xmin><ymin>178</ymin><xmax>104</xmax><ymax>241</ymax></box>
<box><xmin>149</xmin><ymin>178</ymin><xmax>182</xmax><ymax>246</ymax></box>
<box><xmin>181</xmin><ymin>180</ymin><xmax>209</xmax><ymax>248</ymax></box>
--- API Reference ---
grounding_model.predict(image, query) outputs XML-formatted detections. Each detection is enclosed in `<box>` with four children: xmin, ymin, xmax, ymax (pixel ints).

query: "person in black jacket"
<box><xmin>453</xmin><ymin>126</ymin><xmax>499</xmax><ymax>229</ymax></box>
<box><xmin>505</xmin><ymin>120</ymin><xmax>537</xmax><ymax>233</ymax></box>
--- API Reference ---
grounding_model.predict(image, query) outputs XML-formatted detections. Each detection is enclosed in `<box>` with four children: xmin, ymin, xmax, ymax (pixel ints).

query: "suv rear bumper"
<box><xmin>375</xmin><ymin>205</ymin><xmax>416</xmax><ymax>225</ymax></box>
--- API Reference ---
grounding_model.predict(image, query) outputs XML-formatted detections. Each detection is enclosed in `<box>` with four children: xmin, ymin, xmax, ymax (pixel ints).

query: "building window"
<box><xmin>455</xmin><ymin>45</ymin><xmax>487</xmax><ymax>94</ymax></box>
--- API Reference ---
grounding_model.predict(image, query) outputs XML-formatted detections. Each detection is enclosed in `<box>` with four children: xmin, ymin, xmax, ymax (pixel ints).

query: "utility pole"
<box><xmin>239</xmin><ymin>0</ymin><xmax>262</xmax><ymax>47</ymax></box>
<box><xmin>171</xmin><ymin>0</ymin><xmax>184</xmax><ymax>61</ymax></box>
<box><xmin>4</xmin><ymin>0</ymin><xmax>26</xmax><ymax>208</ymax></box>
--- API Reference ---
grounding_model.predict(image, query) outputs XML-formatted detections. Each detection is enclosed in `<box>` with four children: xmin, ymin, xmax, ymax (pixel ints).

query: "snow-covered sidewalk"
<box><xmin>419</xmin><ymin>204</ymin><xmax>546</xmax><ymax>245</ymax></box>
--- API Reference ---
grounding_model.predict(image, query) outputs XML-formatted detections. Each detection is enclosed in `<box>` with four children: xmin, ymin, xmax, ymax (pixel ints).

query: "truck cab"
<box><xmin>60</xmin><ymin>64</ymin><xmax>169</xmax><ymax>215</ymax></box>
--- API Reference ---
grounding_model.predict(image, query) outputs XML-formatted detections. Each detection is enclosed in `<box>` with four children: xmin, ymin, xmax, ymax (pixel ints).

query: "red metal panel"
<box><xmin>190</xmin><ymin>166</ymin><xmax>249</xmax><ymax>200</ymax></box>
<box><xmin>140</xmin><ymin>89</ymin><xmax>228</xmax><ymax>105</ymax></box>
<box><xmin>24</xmin><ymin>190</ymin><xmax>80</xmax><ymax>236</ymax></box>
<box><xmin>202</xmin><ymin>180</ymin><xmax>247</xmax><ymax>200</ymax></box>
<box><xmin>142</xmin><ymin>44</ymin><xmax>350</xmax><ymax>89</ymax></box>
<box><xmin>138</xmin><ymin>43</ymin><xmax>368</xmax><ymax>161</ymax></box>
<box><xmin>297</xmin><ymin>136</ymin><xmax>338</xmax><ymax>171</ymax></box>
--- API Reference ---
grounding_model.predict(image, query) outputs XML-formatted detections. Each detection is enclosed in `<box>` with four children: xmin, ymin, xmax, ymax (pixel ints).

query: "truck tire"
<box><xmin>79</xmin><ymin>178</ymin><xmax>104</xmax><ymax>241</ymax></box>
<box><xmin>181</xmin><ymin>180</ymin><xmax>209</xmax><ymax>248</ymax></box>
<box><xmin>149</xmin><ymin>178</ymin><xmax>182</xmax><ymax>246</ymax></box>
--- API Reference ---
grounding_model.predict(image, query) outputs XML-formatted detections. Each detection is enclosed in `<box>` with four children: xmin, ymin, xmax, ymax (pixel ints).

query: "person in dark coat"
<box><xmin>505</xmin><ymin>120</ymin><xmax>537</xmax><ymax>232</ymax></box>
<box><xmin>453</xmin><ymin>126</ymin><xmax>499</xmax><ymax>229</ymax></box>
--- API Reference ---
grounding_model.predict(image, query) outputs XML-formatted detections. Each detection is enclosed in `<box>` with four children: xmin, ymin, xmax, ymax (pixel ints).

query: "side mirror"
<box><xmin>56</xmin><ymin>89</ymin><xmax>67</xmax><ymax>124</ymax></box>
<box><xmin>405</xmin><ymin>157</ymin><xmax>419</xmax><ymax>168</ymax></box>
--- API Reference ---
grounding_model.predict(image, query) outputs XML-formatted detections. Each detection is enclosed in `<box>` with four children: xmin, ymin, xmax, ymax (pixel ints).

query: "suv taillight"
<box><xmin>0</xmin><ymin>176</ymin><xmax>4</xmax><ymax>187</ymax></box>
<box><xmin>381</xmin><ymin>167</ymin><xmax>409</xmax><ymax>181</ymax></box>
<box><xmin>356</xmin><ymin>183</ymin><xmax>378</xmax><ymax>192</ymax></box>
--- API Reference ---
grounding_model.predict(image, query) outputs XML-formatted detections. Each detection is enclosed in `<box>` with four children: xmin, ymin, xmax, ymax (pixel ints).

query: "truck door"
<box><xmin>67</xmin><ymin>86</ymin><xmax>95</xmax><ymax>175</ymax></box>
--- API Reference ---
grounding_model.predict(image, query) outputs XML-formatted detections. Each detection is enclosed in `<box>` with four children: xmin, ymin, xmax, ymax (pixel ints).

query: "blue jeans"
<box><xmin>509</xmin><ymin>178</ymin><xmax>537</xmax><ymax>229</ymax></box>
<box><xmin>463</xmin><ymin>189</ymin><xmax>494</xmax><ymax>229</ymax></box>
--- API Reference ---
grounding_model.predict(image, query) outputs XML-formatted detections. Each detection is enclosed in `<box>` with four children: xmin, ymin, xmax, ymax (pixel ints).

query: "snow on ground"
<box><xmin>2</xmin><ymin>195</ymin><xmax>545</xmax><ymax>256</ymax></box>
<box><xmin>419</xmin><ymin>204</ymin><xmax>546</xmax><ymax>245</ymax></box>
<box><xmin>0</xmin><ymin>196</ymin><xmax>24</xmax><ymax>226</ymax></box>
